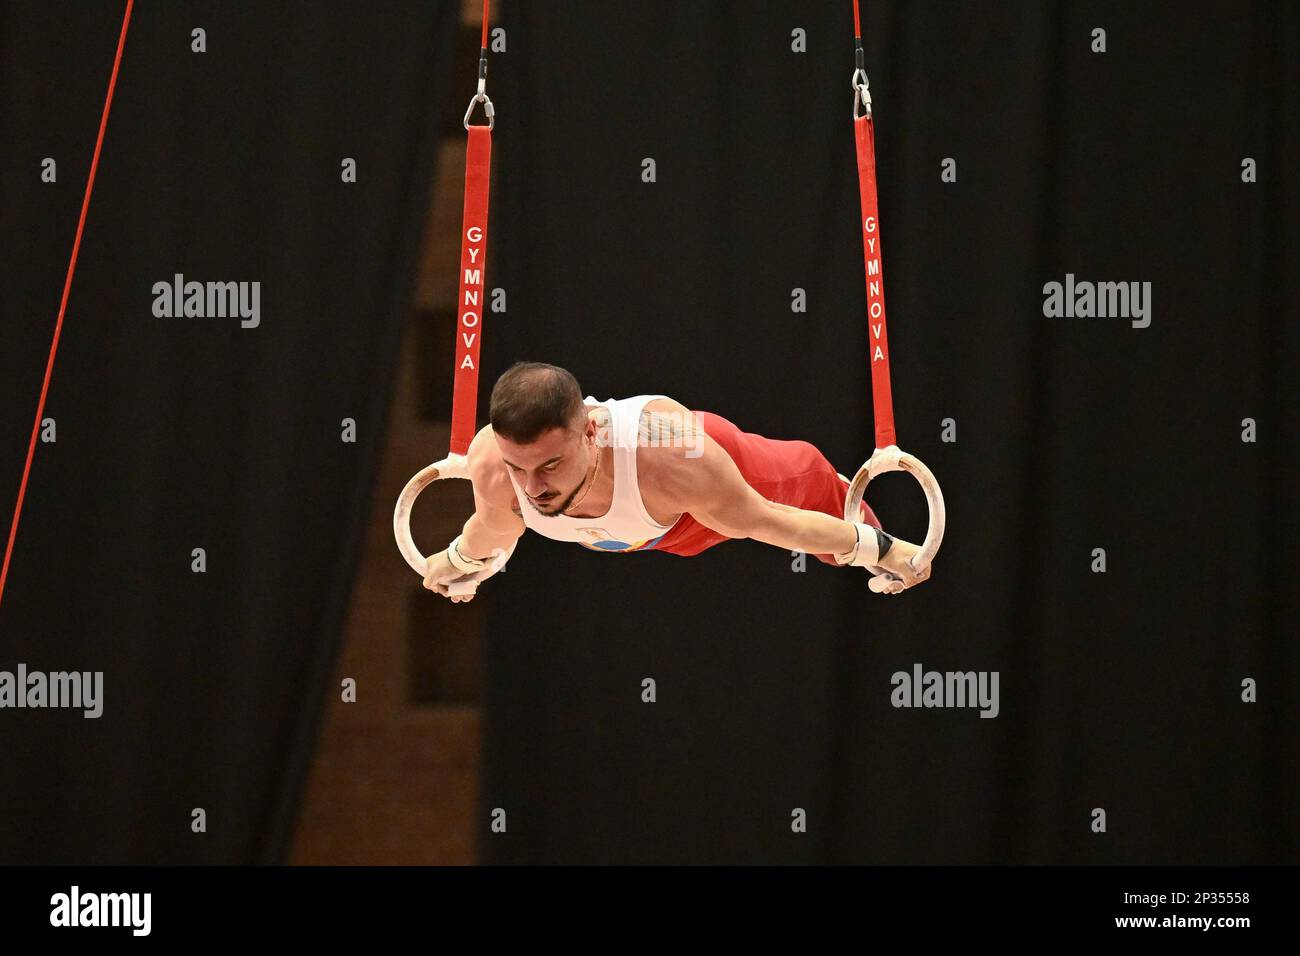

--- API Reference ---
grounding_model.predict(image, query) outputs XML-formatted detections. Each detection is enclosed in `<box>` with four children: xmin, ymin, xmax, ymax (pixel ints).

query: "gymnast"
<box><xmin>420</xmin><ymin>362</ymin><xmax>932</xmax><ymax>602</ymax></box>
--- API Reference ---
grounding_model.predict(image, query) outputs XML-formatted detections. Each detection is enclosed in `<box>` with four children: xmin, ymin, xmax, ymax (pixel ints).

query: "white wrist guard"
<box><xmin>446</xmin><ymin>534</ymin><xmax>489</xmax><ymax>574</ymax></box>
<box><xmin>834</xmin><ymin>522</ymin><xmax>893</xmax><ymax>567</ymax></box>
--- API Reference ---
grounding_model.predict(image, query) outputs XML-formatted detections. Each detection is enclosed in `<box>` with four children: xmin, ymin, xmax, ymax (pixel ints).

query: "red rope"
<box><xmin>853</xmin><ymin>0</ymin><xmax>861</xmax><ymax>38</ymax></box>
<box><xmin>481</xmin><ymin>0</ymin><xmax>490</xmax><ymax>49</ymax></box>
<box><xmin>0</xmin><ymin>0</ymin><xmax>134</xmax><ymax>612</ymax></box>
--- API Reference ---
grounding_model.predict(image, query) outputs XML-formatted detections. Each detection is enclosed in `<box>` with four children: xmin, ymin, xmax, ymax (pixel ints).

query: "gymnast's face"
<box><xmin>497</xmin><ymin>414</ymin><xmax>596</xmax><ymax>517</ymax></box>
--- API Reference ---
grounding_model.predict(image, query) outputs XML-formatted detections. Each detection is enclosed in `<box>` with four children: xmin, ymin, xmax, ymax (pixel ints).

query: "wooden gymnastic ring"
<box><xmin>842</xmin><ymin>445</ymin><xmax>945</xmax><ymax>594</ymax></box>
<box><xmin>393</xmin><ymin>454</ymin><xmax>481</xmax><ymax>597</ymax></box>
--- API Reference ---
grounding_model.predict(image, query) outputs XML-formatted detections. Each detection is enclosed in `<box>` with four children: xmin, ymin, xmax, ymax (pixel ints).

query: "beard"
<box><xmin>527</xmin><ymin>481</ymin><xmax>585</xmax><ymax>518</ymax></box>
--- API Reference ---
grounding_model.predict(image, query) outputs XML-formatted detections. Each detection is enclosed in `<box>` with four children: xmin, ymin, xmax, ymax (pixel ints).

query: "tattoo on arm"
<box><xmin>636</xmin><ymin>410</ymin><xmax>701</xmax><ymax>449</ymax></box>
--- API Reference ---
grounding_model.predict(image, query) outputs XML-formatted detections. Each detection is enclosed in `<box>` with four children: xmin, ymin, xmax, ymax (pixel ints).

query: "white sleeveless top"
<box><xmin>506</xmin><ymin>394</ymin><xmax>681</xmax><ymax>552</ymax></box>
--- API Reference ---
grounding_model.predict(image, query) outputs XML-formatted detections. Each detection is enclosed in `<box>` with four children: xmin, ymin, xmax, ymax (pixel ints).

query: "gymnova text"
<box><xmin>152</xmin><ymin>273</ymin><xmax>261</xmax><ymax>328</ymax></box>
<box><xmin>891</xmin><ymin>663</ymin><xmax>999</xmax><ymax>718</ymax></box>
<box><xmin>50</xmin><ymin>886</ymin><xmax>151</xmax><ymax>936</ymax></box>
<box><xmin>1042</xmin><ymin>273</ymin><xmax>1151</xmax><ymax>328</ymax></box>
<box><xmin>0</xmin><ymin>664</ymin><xmax>103</xmax><ymax>718</ymax></box>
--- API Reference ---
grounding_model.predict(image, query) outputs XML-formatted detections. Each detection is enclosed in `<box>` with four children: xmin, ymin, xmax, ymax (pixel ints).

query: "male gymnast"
<box><xmin>422</xmin><ymin>362</ymin><xmax>932</xmax><ymax>601</ymax></box>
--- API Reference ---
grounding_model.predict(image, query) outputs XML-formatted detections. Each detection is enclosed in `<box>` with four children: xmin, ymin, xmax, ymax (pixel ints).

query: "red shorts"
<box><xmin>649</xmin><ymin>411</ymin><xmax>880</xmax><ymax>566</ymax></box>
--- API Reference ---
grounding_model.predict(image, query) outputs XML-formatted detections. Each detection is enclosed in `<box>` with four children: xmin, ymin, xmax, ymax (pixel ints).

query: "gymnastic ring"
<box><xmin>842</xmin><ymin>444</ymin><xmax>945</xmax><ymax>594</ymax></box>
<box><xmin>394</xmin><ymin>453</ymin><xmax>483</xmax><ymax>597</ymax></box>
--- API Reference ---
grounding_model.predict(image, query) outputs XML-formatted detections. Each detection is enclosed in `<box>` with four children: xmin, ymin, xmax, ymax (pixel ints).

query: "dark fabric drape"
<box><xmin>481</xmin><ymin>1</ymin><xmax>1297</xmax><ymax>863</ymax></box>
<box><xmin>0</xmin><ymin>1</ymin><xmax>458</xmax><ymax>863</ymax></box>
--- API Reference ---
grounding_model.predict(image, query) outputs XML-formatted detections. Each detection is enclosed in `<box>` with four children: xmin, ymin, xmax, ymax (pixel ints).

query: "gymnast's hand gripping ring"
<box><xmin>843</xmin><ymin>445</ymin><xmax>945</xmax><ymax>594</ymax></box>
<box><xmin>393</xmin><ymin>454</ymin><xmax>512</xmax><ymax>598</ymax></box>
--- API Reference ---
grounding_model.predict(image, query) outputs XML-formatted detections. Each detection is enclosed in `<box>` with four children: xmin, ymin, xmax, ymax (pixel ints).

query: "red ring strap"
<box><xmin>854</xmin><ymin>112</ymin><xmax>897</xmax><ymax>451</ymax></box>
<box><xmin>449</xmin><ymin>124</ymin><xmax>491</xmax><ymax>456</ymax></box>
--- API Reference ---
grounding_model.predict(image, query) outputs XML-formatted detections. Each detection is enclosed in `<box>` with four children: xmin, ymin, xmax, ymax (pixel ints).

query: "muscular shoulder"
<box><xmin>635</xmin><ymin>401</ymin><xmax>734</xmax><ymax>505</ymax></box>
<box><xmin>466</xmin><ymin>424</ymin><xmax>519</xmax><ymax>512</ymax></box>
<box><xmin>637</xmin><ymin>399</ymin><xmax>698</xmax><ymax>447</ymax></box>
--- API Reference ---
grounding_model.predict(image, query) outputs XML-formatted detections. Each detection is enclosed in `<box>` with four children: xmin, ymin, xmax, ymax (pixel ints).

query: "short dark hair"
<box><xmin>489</xmin><ymin>362</ymin><xmax>585</xmax><ymax>444</ymax></box>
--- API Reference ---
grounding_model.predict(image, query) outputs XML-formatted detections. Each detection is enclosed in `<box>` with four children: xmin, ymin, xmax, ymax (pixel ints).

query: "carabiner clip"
<box><xmin>464</xmin><ymin>91</ymin><xmax>495</xmax><ymax>130</ymax></box>
<box><xmin>851</xmin><ymin>68</ymin><xmax>872</xmax><ymax>120</ymax></box>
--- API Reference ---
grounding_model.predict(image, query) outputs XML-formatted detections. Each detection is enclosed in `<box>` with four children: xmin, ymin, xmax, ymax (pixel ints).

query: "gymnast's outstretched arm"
<box><xmin>658</xmin><ymin>431</ymin><xmax>931</xmax><ymax>589</ymax></box>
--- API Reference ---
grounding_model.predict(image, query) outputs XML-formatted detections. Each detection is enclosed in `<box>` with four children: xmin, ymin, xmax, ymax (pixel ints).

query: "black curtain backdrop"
<box><xmin>0</xmin><ymin>2</ymin><xmax>458</xmax><ymax>863</ymax></box>
<box><xmin>480</xmin><ymin>1</ymin><xmax>1296</xmax><ymax>863</ymax></box>
<box><xmin>0</xmin><ymin>0</ymin><xmax>1294</xmax><ymax>868</ymax></box>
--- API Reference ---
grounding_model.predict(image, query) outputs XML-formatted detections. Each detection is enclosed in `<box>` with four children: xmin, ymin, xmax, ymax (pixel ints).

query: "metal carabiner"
<box><xmin>463</xmin><ymin>91</ymin><xmax>495</xmax><ymax>130</ymax></box>
<box><xmin>851</xmin><ymin>68</ymin><xmax>872</xmax><ymax>119</ymax></box>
